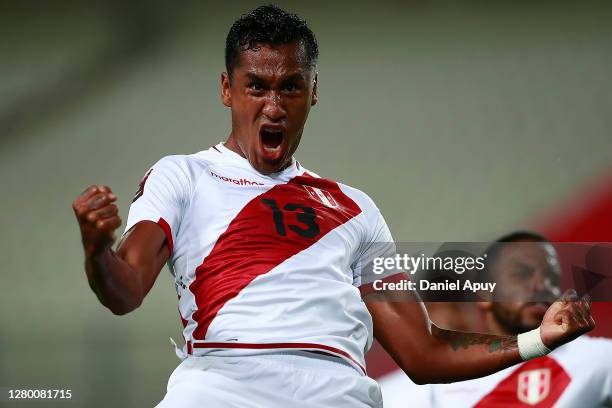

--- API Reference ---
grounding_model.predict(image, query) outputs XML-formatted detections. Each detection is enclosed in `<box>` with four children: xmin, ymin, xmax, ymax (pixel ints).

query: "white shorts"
<box><xmin>155</xmin><ymin>351</ymin><xmax>383</xmax><ymax>408</ymax></box>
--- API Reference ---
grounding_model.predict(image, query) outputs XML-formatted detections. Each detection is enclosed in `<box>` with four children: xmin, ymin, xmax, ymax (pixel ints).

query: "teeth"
<box><xmin>263</xmin><ymin>145</ymin><xmax>281</xmax><ymax>152</ymax></box>
<box><xmin>261</xmin><ymin>128</ymin><xmax>283</xmax><ymax>153</ymax></box>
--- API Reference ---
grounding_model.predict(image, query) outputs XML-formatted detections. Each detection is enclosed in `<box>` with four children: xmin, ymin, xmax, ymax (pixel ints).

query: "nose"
<box><xmin>262</xmin><ymin>92</ymin><xmax>287</xmax><ymax>122</ymax></box>
<box><xmin>532</xmin><ymin>274</ymin><xmax>556</xmax><ymax>302</ymax></box>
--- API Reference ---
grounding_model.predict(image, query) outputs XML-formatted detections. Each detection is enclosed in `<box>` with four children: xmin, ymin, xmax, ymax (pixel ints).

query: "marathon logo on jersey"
<box><xmin>517</xmin><ymin>368</ymin><xmax>551</xmax><ymax>405</ymax></box>
<box><xmin>303</xmin><ymin>185</ymin><xmax>339</xmax><ymax>208</ymax></box>
<box><xmin>132</xmin><ymin>168</ymin><xmax>153</xmax><ymax>202</ymax></box>
<box><xmin>210</xmin><ymin>171</ymin><xmax>264</xmax><ymax>186</ymax></box>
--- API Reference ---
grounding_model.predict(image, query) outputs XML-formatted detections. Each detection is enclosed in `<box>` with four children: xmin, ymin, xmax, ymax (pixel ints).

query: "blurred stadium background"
<box><xmin>1</xmin><ymin>1</ymin><xmax>611</xmax><ymax>406</ymax></box>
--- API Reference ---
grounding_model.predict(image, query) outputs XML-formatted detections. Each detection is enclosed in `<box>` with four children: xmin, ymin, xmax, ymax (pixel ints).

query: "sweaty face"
<box><xmin>489</xmin><ymin>241</ymin><xmax>561</xmax><ymax>333</ymax></box>
<box><xmin>221</xmin><ymin>41</ymin><xmax>317</xmax><ymax>175</ymax></box>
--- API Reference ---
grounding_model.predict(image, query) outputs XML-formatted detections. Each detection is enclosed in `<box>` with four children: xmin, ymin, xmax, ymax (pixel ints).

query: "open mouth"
<box><xmin>260</xmin><ymin>128</ymin><xmax>285</xmax><ymax>153</ymax></box>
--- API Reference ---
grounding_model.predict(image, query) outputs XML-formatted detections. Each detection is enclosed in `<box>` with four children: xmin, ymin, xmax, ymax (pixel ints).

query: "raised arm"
<box><xmin>366</xmin><ymin>278</ymin><xmax>594</xmax><ymax>384</ymax></box>
<box><xmin>72</xmin><ymin>185</ymin><xmax>170</xmax><ymax>315</ymax></box>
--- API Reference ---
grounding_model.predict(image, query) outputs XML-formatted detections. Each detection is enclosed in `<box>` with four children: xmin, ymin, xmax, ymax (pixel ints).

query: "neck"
<box><xmin>224</xmin><ymin>133</ymin><xmax>246</xmax><ymax>158</ymax></box>
<box><xmin>223</xmin><ymin>133</ymin><xmax>293</xmax><ymax>175</ymax></box>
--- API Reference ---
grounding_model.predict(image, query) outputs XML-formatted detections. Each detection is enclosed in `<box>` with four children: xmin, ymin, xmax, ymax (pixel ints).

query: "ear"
<box><xmin>311</xmin><ymin>73</ymin><xmax>318</xmax><ymax>106</ymax></box>
<box><xmin>221</xmin><ymin>72</ymin><xmax>232</xmax><ymax>107</ymax></box>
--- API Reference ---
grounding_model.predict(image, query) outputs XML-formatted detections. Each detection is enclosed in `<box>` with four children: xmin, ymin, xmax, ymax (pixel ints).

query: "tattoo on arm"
<box><xmin>432</xmin><ymin>326</ymin><xmax>518</xmax><ymax>353</ymax></box>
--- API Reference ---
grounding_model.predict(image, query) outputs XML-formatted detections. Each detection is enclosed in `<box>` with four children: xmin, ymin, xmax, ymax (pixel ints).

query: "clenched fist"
<box><xmin>540</xmin><ymin>289</ymin><xmax>595</xmax><ymax>350</ymax></box>
<box><xmin>72</xmin><ymin>185</ymin><xmax>122</xmax><ymax>256</ymax></box>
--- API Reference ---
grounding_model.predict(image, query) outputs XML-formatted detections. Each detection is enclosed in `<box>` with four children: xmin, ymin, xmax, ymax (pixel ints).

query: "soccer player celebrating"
<box><xmin>381</xmin><ymin>232</ymin><xmax>612</xmax><ymax>407</ymax></box>
<box><xmin>72</xmin><ymin>6</ymin><xmax>595</xmax><ymax>408</ymax></box>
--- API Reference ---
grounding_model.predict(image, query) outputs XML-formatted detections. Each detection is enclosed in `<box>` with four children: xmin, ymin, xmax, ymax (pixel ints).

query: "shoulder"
<box><xmin>149</xmin><ymin>152</ymin><xmax>213</xmax><ymax>182</ymax></box>
<box><xmin>153</xmin><ymin>152</ymin><xmax>212</xmax><ymax>171</ymax></box>
<box><xmin>134</xmin><ymin>153</ymin><xmax>214</xmax><ymax>204</ymax></box>
<box><xmin>301</xmin><ymin>167</ymin><xmax>382</xmax><ymax>214</ymax></box>
<box><xmin>557</xmin><ymin>335</ymin><xmax>612</xmax><ymax>371</ymax></box>
<box><xmin>566</xmin><ymin>335</ymin><xmax>612</xmax><ymax>353</ymax></box>
<box><xmin>336</xmin><ymin>180</ymin><xmax>384</xmax><ymax>218</ymax></box>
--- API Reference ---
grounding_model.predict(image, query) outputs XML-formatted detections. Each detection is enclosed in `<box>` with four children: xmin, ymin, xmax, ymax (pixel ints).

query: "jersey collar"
<box><xmin>214</xmin><ymin>142</ymin><xmax>302</xmax><ymax>181</ymax></box>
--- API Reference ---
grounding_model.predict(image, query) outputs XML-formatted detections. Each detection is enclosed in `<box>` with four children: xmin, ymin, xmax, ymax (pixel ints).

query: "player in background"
<box><xmin>72</xmin><ymin>6</ymin><xmax>595</xmax><ymax>408</ymax></box>
<box><xmin>380</xmin><ymin>231</ymin><xmax>612</xmax><ymax>407</ymax></box>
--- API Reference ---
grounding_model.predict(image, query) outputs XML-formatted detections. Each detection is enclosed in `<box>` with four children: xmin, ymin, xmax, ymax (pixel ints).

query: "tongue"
<box><xmin>261</xmin><ymin>130</ymin><xmax>283</xmax><ymax>148</ymax></box>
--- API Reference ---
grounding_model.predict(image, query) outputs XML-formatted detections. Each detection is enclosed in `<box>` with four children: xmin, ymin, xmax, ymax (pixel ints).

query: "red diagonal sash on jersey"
<box><xmin>189</xmin><ymin>174</ymin><xmax>362</xmax><ymax>340</ymax></box>
<box><xmin>474</xmin><ymin>356</ymin><xmax>570</xmax><ymax>407</ymax></box>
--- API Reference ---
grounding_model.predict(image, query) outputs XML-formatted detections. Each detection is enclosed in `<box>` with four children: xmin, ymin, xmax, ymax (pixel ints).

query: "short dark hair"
<box><xmin>480</xmin><ymin>230</ymin><xmax>549</xmax><ymax>282</ymax></box>
<box><xmin>225</xmin><ymin>5</ymin><xmax>319</xmax><ymax>78</ymax></box>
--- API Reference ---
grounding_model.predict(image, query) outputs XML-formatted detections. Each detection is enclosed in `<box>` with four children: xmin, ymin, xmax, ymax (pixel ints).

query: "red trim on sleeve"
<box><xmin>187</xmin><ymin>340</ymin><xmax>193</xmax><ymax>355</ymax></box>
<box><xmin>157</xmin><ymin>217</ymin><xmax>174</xmax><ymax>255</ymax></box>
<box><xmin>358</xmin><ymin>272</ymin><xmax>408</xmax><ymax>297</ymax></box>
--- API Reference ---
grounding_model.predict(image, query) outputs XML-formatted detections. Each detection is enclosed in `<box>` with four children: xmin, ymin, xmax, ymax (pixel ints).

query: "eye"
<box><xmin>284</xmin><ymin>84</ymin><xmax>297</xmax><ymax>92</ymax></box>
<box><xmin>249</xmin><ymin>83</ymin><xmax>265</xmax><ymax>92</ymax></box>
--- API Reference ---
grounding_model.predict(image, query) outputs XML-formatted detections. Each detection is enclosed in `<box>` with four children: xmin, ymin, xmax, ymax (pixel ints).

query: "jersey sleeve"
<box><xmin>352</xmin><ymin>202</ymin><xmax>401</xmax><ymax>295</ymax></box>
<box><xmin>123</xmin><ymin>156</ymin><xmax>191</xmax><ymax>256</ymax></box>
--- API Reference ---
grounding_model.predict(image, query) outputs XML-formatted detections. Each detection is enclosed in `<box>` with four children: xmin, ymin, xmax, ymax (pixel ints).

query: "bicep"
<box><xmin>116</xmin><ymin>221</ymin><xmax>170</xmax><ymax>295</ymax></box>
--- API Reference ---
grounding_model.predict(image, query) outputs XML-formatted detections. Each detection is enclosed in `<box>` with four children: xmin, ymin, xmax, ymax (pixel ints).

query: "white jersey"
<box><xmin>124</xmin><ymin>142</ymin><xmax>395</xmax><ymax>374</ymax></box>
<box><xmin>379</xmin><ymin>335</ymin><xmax>612</xmax><ymax>407</ymax></box>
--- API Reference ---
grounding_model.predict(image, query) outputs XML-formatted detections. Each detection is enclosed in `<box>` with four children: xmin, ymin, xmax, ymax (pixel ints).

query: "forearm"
<box><xmin>74</xmin><ymin>188</ymin><xmax>169</xmax><ymax>315</ymax></box>
<box><xmin>369</xmin><ymin>282</ymin><xmax>594</xmax><ymax>386</ymax></box>
<box><xmin>369</xmin><ymin>293</ymin><xmax>525</xmax><ymax>384</ymax></box>
<box><xmin>416</xmin><ymin>325</ymin><xmax>522</xmax><ymax>384</ymax></box>
<box><xmin>85</xmin><ymin>248</ymin><xmax>144</xmax><ymax>315</ymax></box>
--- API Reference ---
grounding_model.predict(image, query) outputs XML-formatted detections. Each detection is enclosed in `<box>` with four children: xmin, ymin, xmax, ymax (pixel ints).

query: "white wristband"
<box><xmin>517</xmin><ymin>327</ymin><xmax>551</xmax><ymax>361</ymax></box>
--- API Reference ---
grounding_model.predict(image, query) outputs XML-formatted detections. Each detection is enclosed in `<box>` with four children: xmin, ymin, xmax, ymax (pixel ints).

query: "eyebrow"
<box><xmin>245</xmin><ymin>72</ymin><xmax>265</xmax><ymax>82</ymax></box>
<box><xmin>244</xmin><ymin>72</ymin><xmax>305</xmax><ymax>83</ymax></box>
<box><xmin>280</xmin><ymin>73</ymin><xmax>306</xmax><ymax>83</ymax></box>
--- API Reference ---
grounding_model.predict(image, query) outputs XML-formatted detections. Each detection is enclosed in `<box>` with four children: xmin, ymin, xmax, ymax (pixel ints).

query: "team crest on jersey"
<box><xmin>303</xmin><ymin>185</ymin><xmax>339</xmax><ymax>208</ymax></box>
<box><xmin>517</xmin><ymin>368</ymin><xmax>551</xmax><ymax>405</ymax></box>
